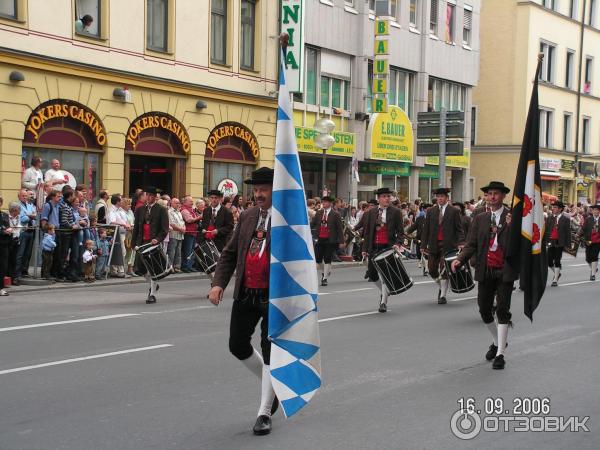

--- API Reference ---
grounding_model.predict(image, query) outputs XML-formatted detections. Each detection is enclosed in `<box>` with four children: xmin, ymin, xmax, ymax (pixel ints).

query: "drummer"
<box><xmin>131</xmin><ymin>186</ymin><xmax>170</xmax><ymax>304</ymax></box>
<box><xmin>200</xmin><ymin>190</ymin><xmax>234</xmax><ymax>252</ymax></box>
<box><xmin>311</xmin><ymin>195</ymin><xmax>344</xmax><ymax>286</ymax></box>
<box><xmin>451</xmin><ymin>181</ymin><xmax>516</xmax><ymax>370</ymax></box>
<box><xmin>544</xmin><ymin>201</ymin><xmax>571</xmax><ymax>287</ymax></box>
<box><xmin>361</xmin><ymin>187</ymin><xmax>405</xmax><ymax>313</ymax></box>
<box><xmin>578</xmin><ymin>204</ymin><xmax>600</xmax><ymax>281</ymax></box>
<box><xmin>421</xmin><ymin>187</ymin><xmax>465</xmax><ymax>304</ymax></box>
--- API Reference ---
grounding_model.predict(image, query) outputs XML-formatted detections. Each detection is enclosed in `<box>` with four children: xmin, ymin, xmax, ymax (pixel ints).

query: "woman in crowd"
<box><xmin>0</xmin><ymin>195</ymin><xmax>13</xmax><ymax>296</ymax></box>
<box><xmin>122</xmin><ymin>197</ymin><xmax>138</xmax><ymax>277</ymax></box>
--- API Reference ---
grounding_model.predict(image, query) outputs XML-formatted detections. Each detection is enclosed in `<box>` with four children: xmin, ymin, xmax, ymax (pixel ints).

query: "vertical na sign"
<box><xmin>373</xmin><ymin>18</ymin><xmax>389</xmax><ymax>113</ymax></box>
<box><xmin>281</xmin><ymin>0</ymin><xmax>305</xmax><ymax>93</ymax></box>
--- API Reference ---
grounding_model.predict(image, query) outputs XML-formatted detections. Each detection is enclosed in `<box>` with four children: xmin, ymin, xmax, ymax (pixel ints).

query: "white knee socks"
<box><xmin>591</xmin><ymin>261</ymin><xmax>598</xmax><ymax>275</ymax></box>
<box><xmin>323</xmin><ymin>263</ymin><xmax>331</xmax><ymax>279</ymax></box>
<box><xmin>241</xmin><ymin>348</ymin><xmax>263</xmax><ymax>378</ymax></box>
<box><xmin>496</xmin><ymin>324</ymin><xmax>509</xmax><ymax>357</ymax></box>
<box><xmin>257</xmin><ymin>364</ymin><xmax>276</xmax><ymax>417</ymax></box>
<box><xmin>381</xmin><ymin>284</ymin><xmax>389</xmax><ymax>305</ymax></box>
<box><xmin>441</xmin><ymin>279</ymin><xmax>449</xmax><ymax>298</ymax></box>
<box><xmin>150</xmin><ymin>280</ymin><xmax>158</xmax><ymax>296</ymax></box>
<box><xmin>486</xmin><ymin>321</ymin><xmax>498</xmax><ymax>346</ymax></box>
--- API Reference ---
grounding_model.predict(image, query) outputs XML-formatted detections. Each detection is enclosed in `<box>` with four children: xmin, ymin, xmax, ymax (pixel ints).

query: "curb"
<box><xmin>8</xmin><ymin>261</ymin><xmax>367</xmax><ymax>293</ymax></box>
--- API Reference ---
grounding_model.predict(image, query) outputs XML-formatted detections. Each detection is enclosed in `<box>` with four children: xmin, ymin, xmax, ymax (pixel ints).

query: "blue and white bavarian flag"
<box><xmin>268</xmin><ymin>48</ymin><xmax>322</xmax><ymax>418</ymax></box>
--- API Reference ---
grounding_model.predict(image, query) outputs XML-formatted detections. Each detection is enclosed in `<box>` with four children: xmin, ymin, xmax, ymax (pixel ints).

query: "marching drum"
<box><xmin>137</xmin><ymin>244</ymin><xmax>173</xmax><ymax>281</ymax></box>
<box><xmin>372</xmin><ymin>248</ymin><xmax>414</xmax><ymax>295</ymax></box>
<box><xmin>564</xmin><ymin>233</ymin><xmax>580</xmax><ymax>257</ymax></box>
<box><xmin>192</xmin><ymin>240</ymin><xmax>221</xmax><ymax>274</ymax></box>
<box><xmin>444</xmin><ymin>249</ymin><xmax>475</xmax><ymax>293</ymax></box>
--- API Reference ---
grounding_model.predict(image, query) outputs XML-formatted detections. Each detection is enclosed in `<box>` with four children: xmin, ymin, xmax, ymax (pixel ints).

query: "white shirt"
<box><xmin>22</xmin><ymin>167</ymin><xmax>43</xmax><ymax>190</ymax></box>
<box><xmin>210</xmin><ymin>204</ymin><xmax>222</xmax><ymax>217</ymax></box>
<box><xmin>378</xmin><ymin>206</ymin><xmax>388</xmax><ymax>223</ymax></box>
<box><xmin>438</xmin><ymin>202</ymin><xmax>448</xmax><ymax>217</ymax></box>
<box><xmin>44</xmin><ymin>168</ymin><xmax>67</xmax><ymax>190</ymax></box>
<box><xmin>82</xmin><ymin>249</ymin><xmax>94</xmax><ymax>263</ymax></box>
<box><xmin>489</xmin><ymin>207</ymin><xmax>504</xmax><ymax>251</ymax></box>
<box><xmin>107</xmin><ymin>207</ymin><xmax>129</xmax><ymax>226</ymax></box>
<box><xmin>255</xmin><ymin>207</ymin><xmax>272</xmax><ymax>257</ymax></box>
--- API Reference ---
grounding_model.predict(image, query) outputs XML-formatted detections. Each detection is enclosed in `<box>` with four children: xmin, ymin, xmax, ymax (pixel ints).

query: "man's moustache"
<box><xmin>256</xmin><ymin>196</ymin><xmax>266</xmax><ymax>201</ymax></box>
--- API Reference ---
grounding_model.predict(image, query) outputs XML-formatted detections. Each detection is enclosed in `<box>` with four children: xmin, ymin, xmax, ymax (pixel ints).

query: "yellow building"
<box><xmin>0</xmin><ymin>0</ymin><xmax>279</xmax><ymax>202</ymax></box>
<box><xmin>472</xmin><ymin>0</ymin><xmax>600</xmax><ymax>204</ymax></box>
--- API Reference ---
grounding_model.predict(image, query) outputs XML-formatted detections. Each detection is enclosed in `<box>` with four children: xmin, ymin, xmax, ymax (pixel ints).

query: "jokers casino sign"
<box><xmin>127</xmin><ymin>114</ymin><xmax>191</xmax><ymax>152</ymax></box>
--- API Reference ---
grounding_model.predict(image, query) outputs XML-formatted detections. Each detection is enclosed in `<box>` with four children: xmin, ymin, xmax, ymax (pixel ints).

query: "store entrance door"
<box><xmin>128</xmin><ymin>156</ymin><xmax>173</xmax><ymax>196</ymax></box>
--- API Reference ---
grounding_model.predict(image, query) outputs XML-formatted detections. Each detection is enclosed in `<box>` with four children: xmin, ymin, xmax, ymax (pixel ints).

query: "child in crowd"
<box><xmin>41</xmin><ymin>224</ymin><xmax>57</xmax><ymax>280</ymax></box>
<box><xmin>79</xmin><ymin>207</ymin><xmax>91</xmax><ymax>244</ymax></box>
<box><xmin>95</xmin><ymin>227</ymin><xmax>111</xmax><ymax>280</ymax></box>
<box><xmin>82</xmin><ymin>239</ymin><xmax>97</xmax><ymax>283</ymax></box>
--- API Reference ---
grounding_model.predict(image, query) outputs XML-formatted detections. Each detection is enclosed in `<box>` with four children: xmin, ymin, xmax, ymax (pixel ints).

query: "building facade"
<box><xmin>291</xmin><ymin>0</ymin><xmax>480</xmax><ymax>203</ymax></box>
<box><xmin>0</xmin><ymin>0</ymin><xmax>279</xmax><ymax>201</ymax></box>
<box><xmin>472</xmin><ymin>0</ymin><xmax>600</xmax><ymax>204</ymax></box>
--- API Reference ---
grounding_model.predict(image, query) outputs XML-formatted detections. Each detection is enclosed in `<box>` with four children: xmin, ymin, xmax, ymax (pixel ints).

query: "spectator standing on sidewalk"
<box><xmin>7</xmin><ymin>202</ymin><xmax>22</xmax><ymax>285</ymax></box>
<box><xmin>82</xmin><ymin>239</ymin><xmax>97</xmax><ymax>283</ymax></box>
<box><xmin>58</xmin><ymin>191</ymin><xmax>81</xmax><ymax>282</ymax></box>
<box><xmin>95</xmin><ymin>190</ymin><xmax>110</xmax><ymax>224</ymax></box>
<box><xmin>44</xmin><ymin>159</ymin><xmax>69</xmax><ymax>191</ymax></box>
<box><xmin>167</xmin><ymin>198</ymin><xmax>185</xmax><ymax>272</ymax></box>
<box><xmin>181</xmin><ymin>196</ymin><xmax>202</xmax><ymax>273</ymax></box>
<box><xmin>41</xmin><ymin>224</ymin><xmax>57</xmax><ymax>280</ymax></box>
<box><xmin>106</xmin><ymin>194</ymin><xmax>130</xmax><ymax>278</ymax></box>
<box><xmin>122</xmin><ymin>198</ymin><xmax>137</xmax><ymax>277</ymax></box>
<box><xmin>22</xmin><ymin>156</ymin><xmax>44</xmax><ymax>195</ymax></box>
<box><xmin>0</xmin><ymin>195</ymin><xmax>13</xmax><ymax>296</ymax></box>
<box><xmin>15</xmin><ymin>189</ymin><xmax>37</xmax><ymax>283</ymax></box>
<box><xmin>95</xmin><ymin>227</ymin><xmax>110</xmax><ymax>280</ymax></box>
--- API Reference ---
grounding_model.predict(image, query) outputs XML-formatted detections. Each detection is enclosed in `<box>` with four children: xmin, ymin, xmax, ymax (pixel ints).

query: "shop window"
<box><xmin>75</xmin><ymin>0</ymin><xmax>100</xmax><ymax>37</ymax></box>
<box><xmin>147</xmin><ymin>0</ymin><xmax>169</xmax><ymax>53</ymax></box>
<box><xmin>240</xmin><ymin>0</ymin><xmax>256</xmax><ymax>70</ymax></box>
<box><xmin>211</xmin><ymin>0</ymin><xmax>228</xmax><ymax>65</ymax></box>
<box><xmin>463</xmin><ymin>6</ymin><xmax>472</xmax><ymax>46</ymax></box>
<box><xmin>445</xmin><ymin>1</ymin><xmax>455</xmax><ymax>43</ymax></box>
<box><xmin>204</xmin><ymin>161</ymin><xmax>254</xmax><ymax>199</ymax></box>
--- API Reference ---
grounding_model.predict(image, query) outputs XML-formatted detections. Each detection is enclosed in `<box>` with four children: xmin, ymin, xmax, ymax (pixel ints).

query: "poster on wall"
<box><xmin>218</xmin><ymin>178</ymin><xmax>239</xmax><ymax>198</ymax></box>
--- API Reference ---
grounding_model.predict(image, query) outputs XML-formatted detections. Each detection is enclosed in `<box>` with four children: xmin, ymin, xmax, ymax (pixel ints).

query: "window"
<box><xmin>147</xmin><ymin>0</ymin><xmax>168</xmax><ymax>52</ymax></box>
<box><xmin>389</xmin><ymin>68</ymin><xmax>412</xmax><ymax>115</ymax></box>
<box><xmin>320</xmin><ymin>76</ymin><xmax>330</xmax><ymax>108</ymax></box>
<box><xmin>344</xmin><ymin>81</ymin><xmax>350</xmax><ymax>110</ymax></box>
<box><xmin>430</xmin><ymin>0</ymin><xmax>438</xmax><ymax>35</ymax></box>
<box><xmin>539</xmin><ymin>41</ymin><xmax>556</xmax><ymax>83</ymax></box>
<box><xmin>542</xmin><ymin>0</ymin><xmax>556</xmax><ymax>10</ymax></box>
<box><xmin>428</xmin><ymin>77</ymin><xmax>465</xmax><ymax>111</ymax></box>
<box><xmin>211</xmin><ymin>0</ymin><xmax>227</xmax><ymax>64</ymax></box>
<box><xmin>305</xmin><ymin>47</ymin><xmax>318</xmax><ymax>105</ymax></box>
<box><xmin>390</xmin><ymin>0</ymin><xmax>398</xmax><ymax>20</ymax></box>
<box><xmin>563</xmin><ymin>113</ymin><xmax>572</xmax><ymax>151</ymax></box>
<box><xmin>463</xmin><ymin>6</ymin><xmax>472</xmax><ymax>46</ymax></box>
<box><xmin>369</xmin><ymin>0</ymin><xmax>375</xmax><ymax>12</ymax></box>
<box><xmin>75</xmin><ymin>0</ymin><xmax>100</xmax><ymax>37</ymax></box>
<box><xmin>367</xmin><ymin>61</ymin><xmax>373</xmax><ymax>112</ymax></box>
<box><xmin>0</xmin><ymin>0</ymin><xmax>17</xmax><ymax>19</ymax></box>
<box><xmin>332</xmin><ymin>78</ymin><xmax>342</xmax><ymax>108</ymax></box>
<box><xmin>565</xmin><ymin>50</ymin><xmax>574</xmax><ymax>89</ymax></box>
<box><xmin>582</xmin><ymin>117</ymin><xmax>590</xmax><ymax>153</ymax></box>
<box><xmin>471</xmin><ymin>106</ymin><xmax>477</xmax><ymax>146</ymax></box>
<box><xmin>345</xmin><ymin>0</ymin><xmax>354</xmax><ymax>7</ymax></box>
<box><xmin>584</xmin><ymin>56</ymin><xmax>593</xmax><ymax>94</ymax></box>
<box><xmin>539</xmin><ymin>109</ymin><xmax>554</xmax><ymax>148</ymax></box>
<box><xmin>589</xmin><ymin>0</ymin><xmax>597</xmax><ymax>26</ymax></box>
<box><xmin>410</xmin><ymin>0</ymin><xmax>418</xmax><ymax>27</ymax></box>
<box><xmin>569</xmin><ymin>0</ymin><xmax>578</xmax><ymax>19</ymax></box>
<box><xmin>445</xmin><ymin>2</ymin><xmax>455</xmax><ymax>43</ymax></box>
<box><xmin>240</xmin><ymin>0</ymin><xmax>255</xmax><ymax>70</ymax></box>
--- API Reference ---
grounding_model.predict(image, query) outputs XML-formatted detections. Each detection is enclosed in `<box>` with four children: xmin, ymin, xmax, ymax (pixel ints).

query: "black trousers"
<box><xmin>59</xmin><ymin>232</ymin><xmax>79</xmax><ymax>280</ymax></box>
<box><xmin>315</xmin><ymin>240</ymin><xmax>336</xmax><ymax>264</ymax></box>
<box><xmin>585</xmin><ymin>243</ymin><xmax>600</xmax><ymax>263</ymax></box>
<box><xmin>477</xmin><ymin>268</ymin><xmax>513</xmax><ymax>324</ymax></box>
<box><xmin>367</xmin><ymin>243</ymin><xmax>391</xmax><ymax>282</ymax></box>
<box><xmin>42</xmin><ymin>250</ymin><xmax>54</xmax><ymax>279</ymax></box>
<box><xmin>428</xmin><ymin>244</ymin><xmax>448</xmax><ymax>279</ymax></box>
<box><xmin>229</xmin><ymin>288</ymin><xmax>271</xmax><ymax>365</ymax></box>
<box><xmin>548</xmin><ymin>246</ymin><xmax>564</xmax><ymax>269</ymax></box>
<box><xmin>0</xmin><ymin>243</ymin><xmax>9</xmax><ymax>288</ymax></box>
<box><xmin>51</xmin><ymin>232</ymin><xmax>63</xmax><ymax>277</ymax></box>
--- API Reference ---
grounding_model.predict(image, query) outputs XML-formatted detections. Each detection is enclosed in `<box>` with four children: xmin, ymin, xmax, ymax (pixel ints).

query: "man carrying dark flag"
<box><xmin>505</xmin><ymin>54</ymin><xmax>548</xmax><ymax>321</ymax></box>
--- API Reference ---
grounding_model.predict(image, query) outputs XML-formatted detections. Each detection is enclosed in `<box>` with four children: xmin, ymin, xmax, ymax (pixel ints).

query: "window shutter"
<box><xmin>464</xmin><ymin>9</ymin><xmax>472</xmax><ymax>30</ymax></box>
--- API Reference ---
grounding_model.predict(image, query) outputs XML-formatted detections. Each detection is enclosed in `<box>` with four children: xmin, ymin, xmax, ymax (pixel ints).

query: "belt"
<box><xmin>485</xmin><ymin>266</ymin><xmax>503</xmax><ymax>279</ymax></box>
<box><xmin>240</xmin><ymin>287</ymin><xmax>269</xmax><ymax>305</ymax></box>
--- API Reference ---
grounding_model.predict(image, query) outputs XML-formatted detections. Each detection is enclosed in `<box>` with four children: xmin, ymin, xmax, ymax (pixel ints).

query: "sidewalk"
<box><xmin>6</xmin><ymin>260</ymin><xmax>368</xmax><ymax>294</ymax></box>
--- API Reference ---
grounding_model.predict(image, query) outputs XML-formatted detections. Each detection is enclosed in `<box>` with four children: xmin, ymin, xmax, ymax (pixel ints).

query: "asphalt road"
<box><xmin>0</xmin><ymin>256</ymin><xmax>598</xmax><ymax>450</ymax></box>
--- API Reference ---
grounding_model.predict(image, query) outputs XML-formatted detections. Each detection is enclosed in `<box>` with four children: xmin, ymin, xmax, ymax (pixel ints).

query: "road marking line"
<box><xmin>319</xmin><ymin>311</ymin><xmax>380</xmax><ymax>323</ymax></box>
<box><xmin>567</xmin><ymin>263</ymin><xmax>588</xmax><ymax>267</ymax></box>
<box><xmin>0</xmin><ymin>314</ymin><xmax>140</xmax><ymax>333</ymax></box>
<box><xmin>0</xmin><ymin>344</ymin><xmax>173</xmax><ymax>376</ymax></box>
<box><xmin>449</xmin><ymin>296</ymin><xmax>478</xmax><ymax>302</ymax></box>
<box><xmin>558</xmin><ymin>280</ymin><xmax>595</xmax><ymax>287</ymax></box>
<box><xmin>413</xmin><ymin>280</ymin><xmax>435</xmax><ymax>285</ymax></box>
<box><xmin>140</xmin><ymin>306</ymin><xmax>213</xmax><ymax>314</ymax></box>
<box><xmin>320</xmin><ymin>288</ymin><xmax>374</xmax><ymax>296</ymax></box>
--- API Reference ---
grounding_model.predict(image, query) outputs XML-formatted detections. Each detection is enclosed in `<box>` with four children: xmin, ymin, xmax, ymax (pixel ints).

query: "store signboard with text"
<box><xmin>366</xmin><ymin>105</ymin><xmax>414</xmax><ymax>162</ymax></box>
<box><xmin>295</xmin><ymin>126</ymin><xmax>355</xmax><ymax>157</ymax></box>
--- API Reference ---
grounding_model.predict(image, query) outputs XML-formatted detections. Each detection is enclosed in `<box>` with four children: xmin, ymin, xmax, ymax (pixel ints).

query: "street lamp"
<box><xmin>314</xmin><ymin>117</ymin><xmax>335</xmax><ymax>197</ymax></box>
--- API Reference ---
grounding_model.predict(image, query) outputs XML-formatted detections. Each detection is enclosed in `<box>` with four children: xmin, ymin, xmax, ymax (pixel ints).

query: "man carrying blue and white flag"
<box><xmin>207</xmin><ymin>34</ymin><xmax>321</xmax><ymax>436</ymax></box>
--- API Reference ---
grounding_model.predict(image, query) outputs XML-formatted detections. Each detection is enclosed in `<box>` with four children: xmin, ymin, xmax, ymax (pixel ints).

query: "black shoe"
<box><xmin>321</xmin><ymin>278</ymin><xmax>328</xmax><ymax>286</ymax></box>
<box><xmin>378</xmin><ymin>302</ymin><xmax>387</xmax><ymax>313</ymax></box>
<box><xmin>146</xmin><ymin>295</ymin><xmax>157</xmax><ymax>304</ymax></box>
<box><xmin>364</xmin><ymin>272</ymin><xmax>369</xmax><ymax>279</ymax></box>
<box><xmin>271</xmin><ymin>397</ymin><xmax>279</xmax><ymax>416</ymax></box>
<box><xmin>492</xmin><ymin>355</ymin><xmax>505</xmax><ymax>370</ymax></box>
<box><xmin>551</xmin><ymin>281</ymin><xmax>557</xmax><ymax>287</ymax></box>
<box><xmin>12</xmin><ymin>278</ymin><xmax>20</xmax><ymax>286</ymax></box>
<box><xmin>591</xmin><ymin>275</ymin><xmax>596</xmax><ymax>281</ymax></box>
<box><xmin>438</xmin><ymin>296</ymin><xmax>447</xmax><ymax>305</ymax></box>
<box><xmin>486</xmin><ymin>344</ymin><xmax>498</xmax><ymax>361</ymax></box>
<box><xmin>423</xmin><ymin>270</ymin><xmax>428</xmax><ymax>276</ymax></box>
<box><xmin>253</xmin><ymin>415</ymin><xmax>272</xmax><ymax>436</ymax></box>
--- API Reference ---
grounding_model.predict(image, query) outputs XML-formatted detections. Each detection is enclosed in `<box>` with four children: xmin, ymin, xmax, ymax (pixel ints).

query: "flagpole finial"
<box><xmin>279</xmin><ymin>32</ymin><xmax>290</xmax><ymax>51</ymax></box>
<box><xmin>538</xmin><ymin>52</ymin><xmax>544</xmax><ymax>62</ymax></box>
